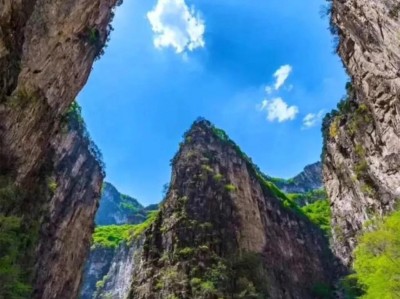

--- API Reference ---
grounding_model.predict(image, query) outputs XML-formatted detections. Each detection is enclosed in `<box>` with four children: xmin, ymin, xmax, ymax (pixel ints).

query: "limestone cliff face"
<box><xmin>80</xmin><ymin>183</ymin><xmax>148</xmax><ymax>299</ymax></box>
<box><xmin>80</xmin><ymin>247</ymin><xmax>115</xmax><ymax>299</ymax></box>
<box><xmin>129</xmin><ymin>120</ymin><xmax>340</xmax><ymax>299</ymax></box>
<box><xmin>323</xmin><ymin>0</ymin><xmax>400</xmax><ymax>265</ymax></box>
<box><xmin>0</xmin><ymin>1</ymin><xmax>119</xmax><ymax>298</ymax></box>
<box><xmin>93</xmin><ymin>241</ymin><xmax>143</xmax><ymax>299</ymax></box>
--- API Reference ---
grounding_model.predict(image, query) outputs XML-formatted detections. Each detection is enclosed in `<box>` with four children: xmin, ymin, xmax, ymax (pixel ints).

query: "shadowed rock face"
<box><xmin>0</xmin><ymin>1</ymin><xmax>119</xmax><ymax>298</ymax></box>
<box><xmin>127</xmin><ymin>120</ymin><xmax>340</xmax><ymax>299</ymax></box>
<box><xmin>323</xmin><ymin>0</ymin><xmax>400</xmax><ymax>265</ymax></box>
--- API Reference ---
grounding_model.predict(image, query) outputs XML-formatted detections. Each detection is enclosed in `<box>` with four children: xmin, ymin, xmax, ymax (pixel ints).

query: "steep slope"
<box><xmin>80</xmin><ymin>184</ymin><xmax>157</xmax><ymax>299</ymax></box>
<box><xmin>127</xmin><ymin>119</ymin><xmax>340</xmax><ymax>299</ymax></box>
<box><xmin>271</xmin><ymin>162</ymin><xmax>323</xmax><ymax>194</ymax></box>
<box><xmin>323</xmin><ymin>0</ymin><xmax>400</xmax><ymax>266</ymax></box>
<box><xmin>96</xmin><ymin>182</ymin><xmax>145</xmax><ymax>225</ymax></box>
<box><xmin>0</xmin><ymin>1</ymin><xmax>120</xmax><ymax>298</ymax></box>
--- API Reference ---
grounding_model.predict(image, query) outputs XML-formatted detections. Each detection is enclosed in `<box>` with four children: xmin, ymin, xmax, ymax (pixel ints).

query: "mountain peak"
<box><xmin>131</xmin><ymin>120</ymin><xmax>339</xmax><ymax>299</ymax></box>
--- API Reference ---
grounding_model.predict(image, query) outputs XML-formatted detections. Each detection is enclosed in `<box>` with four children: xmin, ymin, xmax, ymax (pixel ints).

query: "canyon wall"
<box><xmin>323</xmin><ymin>0</ymin><xmax>400</xmax><ymax>265</ymax></box>
<box><xmin>0</xmin><ymin>1</ymin><xmax>119</xmax><ymax>298</ymax></box>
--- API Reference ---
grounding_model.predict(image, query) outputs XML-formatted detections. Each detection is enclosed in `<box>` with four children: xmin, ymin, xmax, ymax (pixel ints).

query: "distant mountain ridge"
<box><xmin>95</xmin><ymin>182</ymin><xmax>146</xmax><ymax>225</ymax></box>
<box><xmin>269</xmin><ymin>162</ymin><xmax>323</xmax><ymax>194</ymax></box>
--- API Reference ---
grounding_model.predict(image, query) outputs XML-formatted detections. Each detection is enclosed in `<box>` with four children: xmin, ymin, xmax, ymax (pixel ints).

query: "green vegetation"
<box><xmin>389</xmin><ymin>3</ymin><xmax>400</xmax><ymax>18</ymax></box>
<box><xmin>350</xmin><ymin>210</ymin><xmax>400</xmax><ymax>298</ymax></box>
<box><xmin>157</xmin><ymin>251</ymin><xmax>269</xmax><ymax>299</ymax></box>
<box><xmin>93</xmin><ymin>224</ymin><xmax>136</xmax><ymax>248</ymax></box>
<box><xmin>301</xmin><ymin>200</ymin><xmax>331</xmax><ymax>236</ymax></box>
<box><xmin>287</xmin><ymin>189</ymin><xmax>328</xmax><ymax>206</ymax></box>
<box><xmin>213</xmin><ymin>173</ymin><xmax>223</xmax><ymax>182</ymax></box>
<box><xmin>7</xmin><ymin>89</ymin><xmax>39</xmax><ymax>109</ymax></box>
<box><xmin>63</xmin><ymin>101</ymin><xmax>105</xmax><ymax>175</ymax></box>
<box><xmin>201</xmin><ymin>164</ymin><xmax>214</xmax><ymax>173</ymax></box>
<box><xmin>0</xmin><ymin>215</ymin><xmax>32</xmax><ymax>299</ymax></box>
<box><xmin>47</xmin><ymin>177</ymin><xmax>58</xmax><ymax>194</ymax></box>
<box><xmin>93</xmin><ymin>210</ymin><xmax>159</xmax><ymax>248</ymax></box>
<box><xmin>224</xmin><ymin>184</ymin><xmax>237</xmax><ymax>192</ymax></box>
<box><xmin>0</xmin><ymin>175</ymin><xmax>45</xmax><ymax>299</ymax></box>
<box><xmin>312</xmin><ymin>282</ymin><xmax>334</xmax><ymax>299</ymax></box>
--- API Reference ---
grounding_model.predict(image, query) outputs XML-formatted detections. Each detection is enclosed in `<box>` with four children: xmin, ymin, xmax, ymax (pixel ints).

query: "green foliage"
<box><xmin>93</xmin><ymin>210</ymin><xmax>159</xmax><ymax>248</ymax></box>
<box><xmin>351</xmin><ymin>210</ymin><xmax>400</xmax><ymax>298</ymax></box>
<box><xmin>63</xmin><ymin>101</ymin><xmax>105</xmax><ymax>175</ymax></box>
<box><xmin>0</xmin><ymin>177</ymin><xmax>37</xmax><ymax>298</ymax></box>
<box><xmin>287</xmin><ymin>189</ymin><xmax>328</xmax><ymax>206</ymax></box>
<box><xmin>301</xmin><ymin>200</ymin><xmax>331</xmax><ymax>236</ymax></box>
<box><xmin>7</xmin><ymin>89</ymin><xmax>39</xmax><ymax>109</ymax></box>
<box><xmin>389</xmin><ymin>4</ymin><xmax>400</xmax><ymax>18</ymax></box>
<box><xmin>0</xmin><ymin>215</ymin><xmax>32</xmax><ymax>299</ymax></box>
<box><xmin>93</xmin><ymin>224</ymin><xmax>136</xmax><ymax>248</ymax></box>
<box><xmin>213</xmin><ymin>173</ymin><xmax>223</xmax><ymax>182</ymax></box>
<box><xmin>201</xmin><ymin>164</ymin><xmax>214</xmax><ymax>173</ymax></box>
<box><xmin>340</xmin><ymin>276</ymin><xmax>364</xmax><ymax>299</ymax></box>
<box><xmin>360</xmin><ymin>183</ymin><xmax>375</xmax><ymax>197</ymax></box>
<box><xmin>312</xmin><ymin>282</ymin><xmax>334</xmax><ymax>299</ymax></box>
<box><xmin>224</xmin><ymin>184</ymin><xmax>237</xmax><ymax>192</ymax></box>
<box><xmin>47</xmin><ymin>177</ymin><xmax>58</xmax><ymax>194</ymax></box>
<box><xmin>176</xmin><ymin>247</ymin><xmax>195</xmax><ymax>258</ymax></box>
<box><xmin>188</xmin><ymin>253</ymin><xmax>269</xmax><ymax>299</ymax></box>
<box><xmin>132</xmin><ymin>210</ymin><xmax>159</xmax><ymax>238</ymax></box>
<box><xmin>354</xmin><ymin>160</ymin><xmax>368</xmax><ymax>179</ymax></box>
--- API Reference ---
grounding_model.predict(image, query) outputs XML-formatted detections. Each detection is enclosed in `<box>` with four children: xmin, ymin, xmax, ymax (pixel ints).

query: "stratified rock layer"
<box><xmin>323</xmin><ymin>0</ymin><xmax>400</xmax><ymax>265</ymax></box>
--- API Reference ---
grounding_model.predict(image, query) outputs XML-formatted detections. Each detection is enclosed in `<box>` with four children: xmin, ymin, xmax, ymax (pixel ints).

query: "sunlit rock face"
<box><xmin>0</xmin><ymin>1</ymin><xmax>119</xmax><ymax>298</ymax></box>
<box><xmin>271</xmin><ymin>162</ymin><xmax>323</xmax><ymax>194</ymax></box>
<box><xmin>80</xmin><ymin>182</ymin><xmax>149</xmax><ymax>299</ymax></box>
<box><xmin>96</xmin><ymin>182</ymin><xmax>146</xmax><ymax>226</ymax></box>
<box><xmin>126</xmin><ymin>120</ymin><xmax>340</xmax><ymax>299</ymax></box>
<box><xmin>323</xmin><ymin>0</ymin><xmax>400</xmax><ymax>265</ymax></box>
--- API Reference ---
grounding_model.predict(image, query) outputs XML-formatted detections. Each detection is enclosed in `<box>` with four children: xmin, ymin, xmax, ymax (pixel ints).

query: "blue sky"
<box><xmin>78</xmin><ymin>0</ymin><xmax>347</xmax><ymax>206</ymax></box>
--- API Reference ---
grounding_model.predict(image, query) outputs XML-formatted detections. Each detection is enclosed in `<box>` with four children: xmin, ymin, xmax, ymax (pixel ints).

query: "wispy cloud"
<box><xmin>273</xmin><ymin>64</ymin><xmax>292</xmax><ymax>90</ymax></box>
<box><xmin>302</xmin><ymin>110</ymin><xmax>325</xmax><ymax>128</ymax></box>
<box><xmin>259</xmin><ymin>98</ymin><xmax>299</xmax><ymax>122</ymax></box>
<box><xmin>258</xmin><ymin>64</ymin><xmax>298</xmax><ymax>123</ymax></box>
<box><xmin>147</xmin><ymin>0</ymin><xmax>205</xmax><ymax>54</ymax></box>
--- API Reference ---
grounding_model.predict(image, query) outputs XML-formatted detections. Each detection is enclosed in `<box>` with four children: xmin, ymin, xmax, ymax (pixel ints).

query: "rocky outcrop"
<box><xmin>96</xmin><ymin>182</ymin><xmax>145</xmax><ymax>225</ymax></box>
<box><xmin>271</xmin><ymin>162</ymin><xmax>323</xmax><ymax>194</ymax></box>
<box><xmin>94</xmin><ymin>240</ymin><xmax>143</xmax><ymax>299</ymax></box>
<box><xmin>0</xmin><ymin>1</ymin><xmax>120</xmax><ymax>298</ymax></box>
<box><xmin>80</xmin><ymin>182</ymin><xmax>149</xmax><ymax>299</ymax></box>
<box><xmin>128</xmin><ymin>120</ymin><xmax>340</xmax><ymax>299</ymax></box>
<box><xmin>323</xmin><ymin>0</ymin><xmax>400</xmax><ymax>265</ymax></box>
<box><xmin>80</xmin><ymin>247</ymin><xmax>115</xmax><ymax>299</ymax></box>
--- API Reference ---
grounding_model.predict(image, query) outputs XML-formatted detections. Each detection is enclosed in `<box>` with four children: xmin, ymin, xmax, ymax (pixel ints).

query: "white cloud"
<box><xmin>259</xmin><ymin>98</ymin><xmax>299</xmax><ymax>122</ymax></box>
<box><xmin>147</xmin><ymin>0</ymin><xmax>205</xmax><ymax>54</ymax></box>
<box><xmin>265</xmin><ymin>86</ymin><xmax>273</xmax><ymax>95</ymax></box>
<box><xmin>302</xmin><ymin>110</ymin><xmax>325</xmax><ymax>128</ymax></box>
<box><xmin>273</xmin><ymin>64</ymin><xmax>292</xmax><ymax>90</ymax></box>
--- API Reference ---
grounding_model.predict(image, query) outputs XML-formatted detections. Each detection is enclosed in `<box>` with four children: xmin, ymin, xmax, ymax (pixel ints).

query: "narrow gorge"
<box><xmin>0</xmin><ymin>0</ymin><xmax>399</xmax><ymax>299</ymax></box>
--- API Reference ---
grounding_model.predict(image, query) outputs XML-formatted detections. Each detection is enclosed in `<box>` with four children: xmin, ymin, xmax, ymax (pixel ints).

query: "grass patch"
<box><xmin>93</xmin><ymin>210</ymin><xmax>159</xmax><ymax>248</ymax></box>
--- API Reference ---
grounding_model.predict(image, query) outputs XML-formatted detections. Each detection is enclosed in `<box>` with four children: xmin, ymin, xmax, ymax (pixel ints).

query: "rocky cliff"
<box><xmin>126</xmin><ymin>119</ymin><xmax>340</xmax><ymax>299</ymax></box>
<box><xmin>0</xmin><ymin>1</ymin><xmax>119</xmax><ymax>298</ymax></box>
<box><xmin>96</xmin><ymin>182</ymin><xmax>145</xmax><ymax>225</ymax></box>
<box><xmin>323</xmin><ymin>0</ymin><xmax>400</xmax><ymax>266</ymax></box>
<box><xmin>80</xmin><ymin>183</ymin><xmax>153</xmax><ymax>299</ymax></box>
<box><xmin>271</xmin><ymin>162</ymin><xmax>323</xmax><ymax>194</ymax></box>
